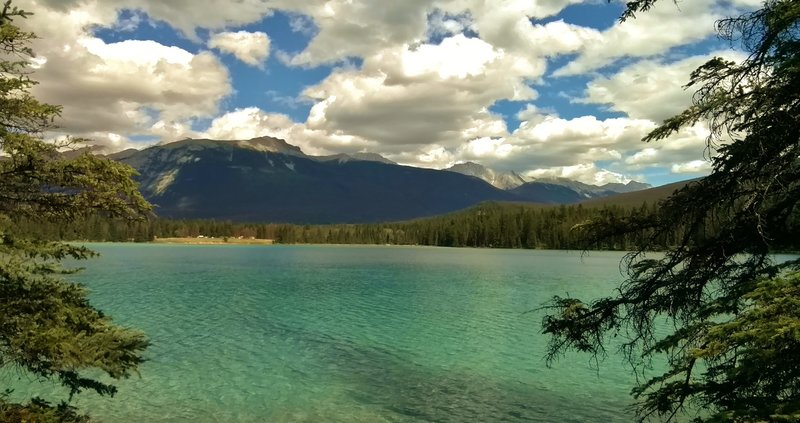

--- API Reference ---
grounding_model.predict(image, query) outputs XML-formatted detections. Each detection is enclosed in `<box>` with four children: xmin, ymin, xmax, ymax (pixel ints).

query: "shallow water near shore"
<box><xmin>7</xmin><ymin>245</ymin><xmax>656</xmax><ymax>422</ymax></box>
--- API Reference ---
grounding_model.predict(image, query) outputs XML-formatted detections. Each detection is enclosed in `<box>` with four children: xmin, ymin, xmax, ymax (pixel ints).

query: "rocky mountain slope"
<box><xmin>116</xmin><ymin>137</ymin><xmax>518</xmax><ymax>223</ymax></box>
<box><xmin>445</xmin><ymin>162</ymin><xmax>528</xmax><ymax>189</ymax></box>
<box><xmin>112</xmin><ymin>136</ymin><xmax>652</xmax><ymax>223</ymax></box>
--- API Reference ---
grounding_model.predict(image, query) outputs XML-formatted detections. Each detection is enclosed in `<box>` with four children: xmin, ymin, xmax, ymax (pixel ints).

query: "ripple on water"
<box><xmin>5</xmin><ymin>245</ymin><xmax>647</xmax><ymax>422</ymax></box>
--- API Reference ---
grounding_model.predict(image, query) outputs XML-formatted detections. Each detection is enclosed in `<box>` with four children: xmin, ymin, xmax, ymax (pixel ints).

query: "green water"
<box><xmin>6</xmin><ymin>245</ymin><xmax>644</xmax><ymax>422</ymax></box>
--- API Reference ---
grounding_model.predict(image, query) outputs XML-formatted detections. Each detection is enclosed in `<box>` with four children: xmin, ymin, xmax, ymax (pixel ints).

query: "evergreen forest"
<box><xmin>12</xmin><ymin>200</ymin><xmax>799</xmax><ymax>252</ymax></box>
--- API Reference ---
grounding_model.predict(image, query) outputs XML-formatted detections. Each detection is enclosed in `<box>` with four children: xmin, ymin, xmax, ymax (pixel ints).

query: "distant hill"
<box><xmin>534</xmin><ymin>177</ymin><xmax>651</xmax><ymax>196</ymax></box>
<box><xmin>508</xmin><ymin>178</ymin><xmax>651</xmax><ymax>203</ymax></box>
<box><xmin>508</xmin><ymin>182</ymin><xmax>590</xmax><ymax>204</ymax></box>
<box><xmin>115</xmin><ymin>137</ymin><xmax>519</xmax><ymax>223</ymax></box>
<box><xmin>446</xmin><ymin>162</ymin><xmax>651</xmax><ymax>202</ymax></box>
<box><xmin>580</xmin><ymin>179</ymin><xmax>695</xmax><ymax>207</ymax></box>
<box><xmin>600</xmin><ymin>181</ymin><xmax>651</xmax><ymax>193</ymax></box>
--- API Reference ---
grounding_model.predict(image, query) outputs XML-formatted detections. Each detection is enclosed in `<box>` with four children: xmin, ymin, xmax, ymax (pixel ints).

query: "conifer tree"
<box><xmin>0</xmin><ymin>1</ymin><xmax>151</xmax><ymax>420</ymax></box>
<box><xmin>542</xmin><ymin>1</ymin><xmax>800</xmax><ymax>421</ymax></box>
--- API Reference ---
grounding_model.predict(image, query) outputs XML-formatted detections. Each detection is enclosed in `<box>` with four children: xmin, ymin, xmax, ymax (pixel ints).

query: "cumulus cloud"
<box><xmin>199</xmin><ymin>107</ymin><xmax>378</xmax><ymax>156</ymax></box>
<box><xmin>150</xmin><ymin>120</ymin><xmax>199</xmax><ymax>142</ymax></box>
<box><xmin>302</xmin><ymin>34</ymin><xmax>540</xmax><ymax>148</ymax></box>
<box><xmin>625</xmin><ymin>148</ymin><xmax>660</xmax><ymax>166</ymax></box>
<box><xmin>38</xmin><ymin>0</ymin><xmax>275</xmax><ymax>39</ymax></box>
<box><xmin>427</xmin><ymin>9</ymin><xmax>473</xmax><ymax>39</ymax></box>
<box><xmin>288</xmin><ymin>13</ymin><xmax>318</xmax><ymax>36</ymax></box>
<box><xmin>555</xmin><ymin>0</ymin><xmax>723</xmax><ymax>76</ymax></box>
<box><xmin>511</xmin><ymin>114</ymin><xmax>655</xmax><ymax>161</ymax></box>
<box><xmin>203</xmin><ymin>107</ymin><xmax>297</xmax><ymax>141</ymax></box>
<box><xmin>347</xmin><ymin>107</ymin><xmax>709</xmax><ymax>183</ymax></box>
<box><xmin>672</xmin><ymin>160</ymin><xmax>712</xmax><ymax>174</ymax></box>
<box><xmin>437</xmin><ymin>0</ymin><xmax>586</xmax><ymax>57</ymax></box>
<box><xmin>22</xmin><ymin>1</ymin><xmax>231</xmax><ymax>146</ymax></box>
<box><xmin>52</xmin><ymin>132</ymin><xmax>148</xmax><ymax>154</ymax></box>
<box><xmin>19</xmin><ymin>0</ymin><xmax>732</xmax><ymax>185</ymax></box>
<box><xmin>279</xmin><ymin>0</ymin><xmax>585</xmax><ymax>67</ymax></box>
<box><xmin>580</xmin><ymin>51</ymin><xmax>748</xmax><ymax>122</ymax></box>
<box><xmin>280</xmin><ymin>0</ymin><xmax>433</xmax><ymax>67</ymax></box>
<box><xmin>525</xmin><ymin>164</ymin><xmax>632</xmax><ymax>186</ymax></box>
<box><xmin>208</xmin><ymin>31</ymin><xmax>271</xmax><ymax>67</ymax></box>
<box><xmin>480</xmin><ymin>109</ymin><xmax>710</xmax><ymax>182</ymax></box>
<box><xmin>457</xmin><ymin>137</ymin><xmax>514</xmax><ymax>160</ymax></box>
<box><xmin>39</xmin><ymin>37</ymin><xmax>229</xmax><ymax>133</ymax></box>
<box><xmin>415</xmin><ymin>144</ymin><xmax>456</xmax><ymax>168</ymax></box>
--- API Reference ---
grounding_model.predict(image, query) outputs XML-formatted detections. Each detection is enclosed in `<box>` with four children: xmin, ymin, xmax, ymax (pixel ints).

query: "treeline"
<box><xmin>10</xmin><ymin>202</ymin><xmax>694</xmax><ymax>251</ymax></box>
<box><xmin>273</xmin><ymin>203</ymin><xmax>672</xmax><ymax>250</ymax></box>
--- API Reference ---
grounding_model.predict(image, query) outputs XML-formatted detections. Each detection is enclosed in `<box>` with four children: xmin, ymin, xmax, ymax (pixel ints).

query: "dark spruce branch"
<box><xmin>0</xmin><ymin>1</ymin><xmax>151</xmax><ymax>421</ymax></box>
<box><xmin>543</xmin><ymin>1</ymin><xmax>800</xmax><ymax>422</ymax></box>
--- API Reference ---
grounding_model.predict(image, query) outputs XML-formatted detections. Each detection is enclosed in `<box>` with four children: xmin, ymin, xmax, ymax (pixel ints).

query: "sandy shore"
<box><xmin>152</xmin><ymin>237</ymin><xmax>275</xmax><ymax>245</ymax></box>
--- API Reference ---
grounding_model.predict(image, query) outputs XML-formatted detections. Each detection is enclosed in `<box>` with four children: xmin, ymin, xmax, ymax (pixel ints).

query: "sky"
<box><xmin>21</xmin><ymin>0</ymin><xmax>757</xmax><ymax>186</ymax></box>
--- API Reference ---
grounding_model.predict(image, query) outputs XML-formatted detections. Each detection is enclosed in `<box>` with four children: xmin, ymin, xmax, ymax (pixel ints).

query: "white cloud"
<box><xmin>415</xmin><ymin>144</ymin><xmax>456</xmax><ymax>168</ymax></box>
<box><xmin>302</xmin><ymin>34</ymin><xmax>540</xmax><ymax>148</ymax></box>
<box><xmin>344</xmin><ymin>107</ymin><xmax>709</xmax><ymax>182</ymax></box>
<box><xmin>672</xmin><ymin>160</ymin><xmax>712</xmax><ymax>174</ymax></box>
<box><xmin>150</xmin><ymin>120</ymin><xmax>198</xmax><ymax>142</ymax></box>
<box><xmin>493</xmin><ymin>109</ymin><xmax>710</xmax><ymax>181</ymax></box>
<box><xmin>438</xmin><ymin>0</ymin><xmax>586</xmax><ymax>57</ymax></box>
<box><xmin>281</xmin><ymin>0</ymin><xmax>434</xmax><ymax>67</ymax></box>
<box><xmin>62</xmin><ymin>132</ymin><xmax>149</xmax><ymax>154</ymax></box>
<box><xmin>208</xmin><ymin>31</ymin><xmax>271</xmax><ymax>67</ymax></box>
<box><xmin>203</xmin><ymin>107</ymin><xmax>297</xmax><ymax>141</ymax></box>
<box><xmin>288</xmin><ymin>13</ymin><xmax>318</xmax><ymax>36</ymax></box>
<box><xmin>38</xmin><ymin>0</ymin><xmax>275</xmax><ymax>39</ymax></box>
<box><xmin>38</xmin><ymin>37</ymin><xmax>229</xmax><ymax>130</ymax></box>
<box><xmin>21</xmin><ymin>1</ymin><xmax>231</xmax><ymax>147</ymax></box>
<box><xmin>78</xmin><ymin>37</ymin><xmax>194</xmax><ymax>64</ymax></box>
<box><xmin>555</xmin><ymin>0</ymin><xmax>722</xmax><ymax>76</ymax></box>
<box><xmin>199</xmin><ymin>107</ymin><xmax>378</xmax><ymax>156</ymax></box>
<box><xmin>20</xmin><ymin>0</ymin><xmax>734</xmax><ymax>186</ymax></box>
<box><xmin>730</xmin><ymin>0</ymin><xmax>764</xmax><ymax>7</ymax></box>
<box><xmin>401</xmin><ymin>34</ymin><xmax>498</xmax><ymax>79</ymax></box>
<box><xmin>457</xmin><ymin>137</ymin><xmax>514</xmax><ymax>159</ymax></box>
<box><xmin>280</xmin><ymin>0</ymin><xmax>584</xmax><ymax>67</ymax></box>
<box><xmin>512</xmin><ymin>114</ymin><xmax>654</xmax><ymax>150</ymax></box>
<box><xmin>526</xmin><ymin>164</ymin><xmax>632</xmax><ymax>185</ymax></box>
<box><xmin>625</xmin><ymin>147</ymin><xmax>659</xmax><ymax>166</ymax></box>
<box><xmin>427</xmin><ymin>9</ymin><xmax>473</xmax><ymax>38</ymax></box>
<box><xmin>580</xmin><ymin>51</ymin><xmax>748</xmax><ymax>122</ymax></box>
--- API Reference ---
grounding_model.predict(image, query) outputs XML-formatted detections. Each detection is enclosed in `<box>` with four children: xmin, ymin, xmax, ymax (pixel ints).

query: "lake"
<box><xmin>8</xmin><ymin>245</ymin><xmax>646</xmax><ymax>422</ymax></box>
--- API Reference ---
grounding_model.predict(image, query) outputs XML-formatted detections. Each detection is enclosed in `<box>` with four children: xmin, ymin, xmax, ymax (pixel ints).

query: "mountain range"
<box><xmin>445</xmin><ymin>161</ymin><xmax>650</xmax><ymax>203</ymax></box>
<box><xmin>109</xmin><ymin>136</ymin><xmax>652</xmax><ymax>223</ymax></box>
<box><xmin>445</xmin><ymin>162</ymin><xmax>528</xmax><ymax>190</ymax></box>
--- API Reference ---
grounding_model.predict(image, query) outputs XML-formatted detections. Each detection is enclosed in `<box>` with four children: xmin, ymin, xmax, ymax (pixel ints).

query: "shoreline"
<box><xmin>67</xmin><ymin>240</ymin><xmax>800</xmax><ymax>255</ymax></box>
<box><xmin>151</xmin><ymin>237</ymin><xmax>275</xmax><ymax>245</ymax></box>
<box><xmin>75</xmin><ymin>240</ymin><xmax>640</xmax><ymax>253</ymax></box>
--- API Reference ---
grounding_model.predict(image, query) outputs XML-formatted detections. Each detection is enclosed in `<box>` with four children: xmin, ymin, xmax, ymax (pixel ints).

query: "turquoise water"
<box><xmin>7</xmin><ymin>245</ymin><xmax>644</xmax><ymax>422</ymax></box>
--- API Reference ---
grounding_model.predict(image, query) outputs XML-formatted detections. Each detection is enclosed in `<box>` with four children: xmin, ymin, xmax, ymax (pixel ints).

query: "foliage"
<box><xmin>542</xmin><ymin>0</ymin><xmax>800</xmax><ymax>421</ymax></box>
<box><xmin>9</xmin><ymin>201</ymin><xmax>697</xmax><ymax>250</ymax></box>
<box><xmin>1</xmin><ymin>392</ymin><xmax>89</xmax><ymax>423</ymax></box>
<box><xmin>19</xmin><ymin>196</ymin><xmax>800</xmax><ymax>253</ymax></box>
<box><xmin>0</xmin><ymin>1</ymin><xmax>151</xmax><ymax>419</ymax></box>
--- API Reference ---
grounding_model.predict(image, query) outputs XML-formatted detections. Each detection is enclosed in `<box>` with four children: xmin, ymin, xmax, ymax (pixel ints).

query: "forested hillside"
<box><xmin>16</xmin><ymin>200</ymin><xmax>791</xmax><ymax>251</ymax></box>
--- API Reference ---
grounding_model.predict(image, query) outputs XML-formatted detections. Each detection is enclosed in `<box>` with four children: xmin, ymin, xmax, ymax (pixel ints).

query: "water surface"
<box><xmin>7</xmin><ymin>245</ymin><xmax>644</xmax><ymax>422</ymax></box>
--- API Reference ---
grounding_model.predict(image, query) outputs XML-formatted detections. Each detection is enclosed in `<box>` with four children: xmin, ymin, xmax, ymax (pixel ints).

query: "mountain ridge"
<box><xmin>446</xmin><ymin>161</ymin><xmax>650</xmax><ymax>194</ymax></box>
<box><xmin>446</xmin><ymin>161</ymin><xmax>528</xmax><ymax>189</ymax></box>
<box><xmin>115</xmin><ymin>137</ymin><xmax>519</xmax><ymax>223</ymax></box>
<box><xmin>107</xmin><ymin>136</ymin><xmax>657</xmax><ymax>223</ymax></box>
